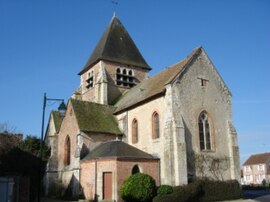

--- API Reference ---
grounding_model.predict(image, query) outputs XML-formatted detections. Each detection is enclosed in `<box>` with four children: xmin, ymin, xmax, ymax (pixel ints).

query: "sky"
<box><xmin>0</xmin><ymin>0</ymin><xmax>269</xmax><ymax>165</ymax></box>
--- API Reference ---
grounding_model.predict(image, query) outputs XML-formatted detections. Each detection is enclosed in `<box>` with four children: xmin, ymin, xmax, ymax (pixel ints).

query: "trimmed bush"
<box><xmin>200</xmin><ymin>179</ymin><xmax>242</xmax><ymax>202</ymax></box>
<box><xmin>153</xmin><ymin>179</ymin><xmax>242</xmax><ymax>202</ymax></box>
<box><xmin>262</xmin><ymin>179</ymin><xmax>267</xmax><ymax>188</ymax></box>
<box><xmin>153</xmin><ymin>180</ymin><xmax>203</xmax><ymax>202</ymax></box>
<box><xmin>120</xmin><ymin>173</ymin><xmax>156</xmax><ymax>202</ymax></box>
<box><xmin>157</xmin><ymin>185</ymin><xmax>173</xmax><ymax>196</ymax></box>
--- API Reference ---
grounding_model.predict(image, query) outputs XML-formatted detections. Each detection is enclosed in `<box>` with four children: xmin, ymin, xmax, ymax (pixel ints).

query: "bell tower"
<box><xmin>75</xmin><ymin>16</ymin><xmax>151</xmax><ymax>105</ymax></box>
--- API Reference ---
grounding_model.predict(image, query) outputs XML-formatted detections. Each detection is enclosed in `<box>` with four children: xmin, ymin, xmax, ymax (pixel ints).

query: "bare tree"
<box><xmin>0</xmin><ymin>122</ymin><xmax>18</xmax><ymax>134</ymax></box>
<box><xmin>195</xmin><ymin>153</ymin><xmax>230</xmax><ymax>181</ymax></box>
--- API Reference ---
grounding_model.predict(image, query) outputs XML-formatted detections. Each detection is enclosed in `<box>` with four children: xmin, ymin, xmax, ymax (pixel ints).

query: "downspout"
<box><xmin>95</xmin><ymin>159</ymin><xmax>97</xmax><ymax>201</ymax></box>
<box><xmin>158</xmin><ymin>160</ymin><xmax>161</xmax><ymax>186</ymax></box>
<box><xmin>126</xmin><ymin>110</ymin><xmax>129</xmax><ymax>142</ymax></box>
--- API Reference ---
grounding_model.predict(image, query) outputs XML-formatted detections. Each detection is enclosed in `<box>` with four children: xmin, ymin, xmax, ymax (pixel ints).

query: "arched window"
<box><xmin>152</xmin><ymin>112</ymin><xmax>160</xmax><ymax>139</ymax></box>
<box><xmin>116</xmin><ymin>68</ymin><xmax>122</xmax><ymax>85</ymax></box>
<box><xmin>122</xmin><ymin>69</ymin><xmax>128</xmax><ymax>86</ymax></box>
<box><xmin>198</xmin><ymin>111</ymin><xmax>212</xmax><ymax>150</ymax></box>
<box><xmin>132</xmin><ymin>119</ymin><xmax>138</xmax><ymax>144</ymax></box>
<box><xmin>64</xmin><ymin>135</ymin><xmax>71</xmax><ymax>165</ymax></box>
<box><xmin>132</xmin><ymin>165</ymin><xmax>140</xmax><ymax>175</ymax></box>
<box><xmin>115</xmin><ymin>68</ymin><xmax>135</xmax><ymax>88</ymax></box>
<box><xmin>86</xmin><ymin>70</ymin><xmax>94</xmax><ymax>89</ymax></box>
<box><xmin>128</xmin><ymin>70</ymin><xmax>134</xmax><ymax>87</ymax></box>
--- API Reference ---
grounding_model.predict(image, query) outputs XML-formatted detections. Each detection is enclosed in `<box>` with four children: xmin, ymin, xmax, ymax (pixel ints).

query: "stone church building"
<box><xmin>44</xmin><ymin>16</ymin><xmax>240</xmax><ymax>201</ymax></box>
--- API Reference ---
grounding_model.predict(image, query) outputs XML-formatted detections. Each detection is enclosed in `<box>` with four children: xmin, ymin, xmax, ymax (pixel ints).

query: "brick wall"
<box><xmin>80</xmin><ymin>158</ymin><xmax>159</xmax><ymax>202</ymax></box>
<box><xmin>57</xmin><ymin>102</ymin><xmax>80</xmax><ymax>170</ymax></box>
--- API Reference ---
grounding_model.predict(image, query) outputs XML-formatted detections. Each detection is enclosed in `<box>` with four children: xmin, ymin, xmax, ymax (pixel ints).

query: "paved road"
<box><xmin>42</xmin><ymin>190</ymin><xmax>270</xmax><ymax>202</ymax></box>
<box><xmin>243</xmin><ymin>189</ymin><xmax>270</xmax><ymax>202</ymax></box>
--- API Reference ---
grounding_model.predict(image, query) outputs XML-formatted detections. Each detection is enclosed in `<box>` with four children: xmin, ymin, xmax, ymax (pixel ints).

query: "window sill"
<box><xmin>200</xmin><ymin>149</ymin><xmax>215</xmax><ymax>153</ymax></box>
<box><xmin>152</xmin><ymin>138</ymin><xmax>160</xmax><ymax>143</ymax></box>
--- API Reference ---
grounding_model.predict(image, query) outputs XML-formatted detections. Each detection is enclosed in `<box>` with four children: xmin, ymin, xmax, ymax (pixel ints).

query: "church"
<box><xmin>44</xmin><ymin>16</ymin><xmax>240</xmax><ymax>201</ymax></box>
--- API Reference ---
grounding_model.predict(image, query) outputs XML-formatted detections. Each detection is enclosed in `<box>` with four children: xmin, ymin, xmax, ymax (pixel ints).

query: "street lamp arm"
<box><xmin>38</xmin><ymin>92</ymin><xmax>65</xmax><ymax>202</ymax></box>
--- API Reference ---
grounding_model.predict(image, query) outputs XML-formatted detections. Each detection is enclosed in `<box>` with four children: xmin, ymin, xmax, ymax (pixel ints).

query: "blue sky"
<box><xmin>0</xmin><ymin>0</ymin><xmax>269</xmax><ymax>165</ymax></box>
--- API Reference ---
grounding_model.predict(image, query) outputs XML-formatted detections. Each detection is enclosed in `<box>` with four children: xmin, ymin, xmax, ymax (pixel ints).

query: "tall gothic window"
<box><xmin>132</xmin><ymin>119</ymin><xmax>138</xmax><ymax>144</ymax></box>
<box><xmin>152</xmin><ymin>112</ymin><xmax>160</xmax><ymax>139</ymax></box>
<box><xmin>64</xmin><ymin>135</ymin><xmax>71</xmax><ymax>166</ymax></box>
<box><xmin>198</xmin><ymin>111</ymin><xmax>212</xmax><ymax>150</ymax></box>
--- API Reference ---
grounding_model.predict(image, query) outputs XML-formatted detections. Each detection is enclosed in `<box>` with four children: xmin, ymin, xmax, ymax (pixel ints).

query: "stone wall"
<box><xmin>171</xmin><ymin>50</ymin><xmax>240</xmax><ymax>181</ymax></box>
<box><xmin>80</xmin><ymin>60</ymin><xmax>149</xmax><ymax>105</ymax></box>
<box><xmin>116</xmin><ymin>97</ymin><xmax>166</xmax><ymax>183</ymax></box>
<box><xmin>44</xmin><ymin>114</ymin><xmax>58</xmax><ymax>195</ymax></box>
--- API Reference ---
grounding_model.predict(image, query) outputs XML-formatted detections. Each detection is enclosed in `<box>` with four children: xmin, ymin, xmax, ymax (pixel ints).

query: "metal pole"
<box><xmin>38</xmin><ymin>93</ymin><xmax>64</xmax><ymax>202</ymax></box>
<box><xmin>38</xmin><ymin>93</ymin><xmax>46</xmax><ymax>202</ymax></box>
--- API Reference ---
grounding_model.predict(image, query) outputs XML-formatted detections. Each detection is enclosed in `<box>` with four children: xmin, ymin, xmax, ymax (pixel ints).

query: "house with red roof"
<box><xmin>243</xmin><ymin>152</ymin><xmax>270</xmax><ymax>185</ymax></box>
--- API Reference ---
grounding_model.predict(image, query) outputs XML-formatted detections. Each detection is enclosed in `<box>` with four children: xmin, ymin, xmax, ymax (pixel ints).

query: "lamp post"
<box><xmin>38</xmin><ymin>93</ymin><xmax>66</xmax><ymax>202</ymax></box>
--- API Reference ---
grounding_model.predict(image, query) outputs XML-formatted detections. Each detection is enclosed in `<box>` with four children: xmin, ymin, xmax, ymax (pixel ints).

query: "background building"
<box><xmin>242</xmin><ymin>152</ymin><xmax>270</xmax><ymax>185</ymax></box>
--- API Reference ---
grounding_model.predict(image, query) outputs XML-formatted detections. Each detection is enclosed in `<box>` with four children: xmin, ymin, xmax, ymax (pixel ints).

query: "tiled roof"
<box><xmin>70</xmin><ymin>99</ymin><xmax>122</xmax><ymax>135</ymax></box>
<box><xmin>51</xmin><ymin>111</ymin><xmax>64</xmax><ymax>133</ymax></box>
<box><xmin>114</xmin><ymin>47</ymin><xmax>202</xmax><ymax>113</ymax></box>
<box><xmin>79</xmin><ymin>16</ymin><xmax>151</xmax><ymax>75</ymax></box>
<box><xmin>82</xmin><ymin>140</ymin><xmax>156</xmax><ymax>160</ymax></box>
<box><xmin>243</xmin><ymin>152</ymin><xmax>270</xmax><ymax>165</ymax></box>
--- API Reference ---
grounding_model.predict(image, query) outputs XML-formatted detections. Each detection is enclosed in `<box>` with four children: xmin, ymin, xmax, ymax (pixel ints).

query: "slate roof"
<box><xmin>114</xmin><ymin>47</ymin><xmax>202</xmax><ymax>113</ymax></box>
<box><xmin>82</xmin><ymin>140</ymin><xmax>156</xmax><ymax>160</ymax></box>
<box><xmin>243</xmin><ymin>152</ymin><xmax>270</xmax><ymax>165</ymax></box>
<box><xmin>70</xmin><ymin>99</ymin><xmax>122</xmax><ymax>135</ymax></box>
<box><xmin>51</xmin><ymin>111</ymin><xmax>64</xmax><ymax>133</ymax></box>
<box><xmin>79</xmin><ymin>16</ymin><xmax>151</xmax><ymax>75</ymax></box>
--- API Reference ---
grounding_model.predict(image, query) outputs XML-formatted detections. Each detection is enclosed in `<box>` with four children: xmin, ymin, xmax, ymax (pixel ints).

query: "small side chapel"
<box><xmin>44</xmin><ymin>16</ymin><xmax>240</xmax><ymax>201</ymax></box>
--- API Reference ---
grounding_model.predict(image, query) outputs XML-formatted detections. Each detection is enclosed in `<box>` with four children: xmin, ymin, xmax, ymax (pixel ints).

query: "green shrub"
<box><xmin>262</xmin><ymin>179</ymin><xmax>267</xmax><ymax>188</ymax></box>
<box><xmin>157</xmin><ymin>185</ymin><xmax>173</xmax><ymax>196</ymax></box>
<box><xmin>153</xmin><ymin>180</ymin><xmax>203</xmax><ymax>202</ymax></box>
<box><xmin>199</xmin><ymin>179</ymin><xmax>242</xmax><ymax>202</ymax></box>
<box><xmin>120</xmin><ymin>173</ymin><xmax>156</xmax><ymax>202</ymax></box>
<box><xmin>153</xmin><ymin>179</ymin><xmax>242</xmax><ymax>202</ymax></box>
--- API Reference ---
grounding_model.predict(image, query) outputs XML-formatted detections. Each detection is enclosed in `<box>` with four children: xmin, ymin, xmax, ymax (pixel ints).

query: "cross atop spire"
<box><xmin>112</xmin><ymin>0</ymin><xmax>118</xmax><ymax>17</ymax></box>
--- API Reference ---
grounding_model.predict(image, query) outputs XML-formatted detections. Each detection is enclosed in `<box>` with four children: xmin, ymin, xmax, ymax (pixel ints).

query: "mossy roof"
<box><xmin>82</xmin><ymin>140</ymin><xmax>156</xmax><ymax>160</ymax></box>
<box><xmin>70</xmin><ymin>99</ymin><xmax>122</xmax><ymax>135</ymax></box>
<box><xmin>51</xmin><ymin>111</ymin><xmax>64</xmax><ymax>133</ymax></box>
<box><xmin>79</xmin><ymin>16</ymin><xmax>151</xmax><ymax>75</ymax></box>
<box><xmin>114</xmin><ymin>47</ymin><xmax>202</xmax><ymax>113</ymax></box>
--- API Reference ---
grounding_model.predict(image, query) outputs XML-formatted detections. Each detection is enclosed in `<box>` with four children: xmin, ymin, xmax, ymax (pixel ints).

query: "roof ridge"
<box><xmin>167</xmin><ymin>46</ymin><xmax>202</xmax><ymax>69</ymax></box>
<box><xmin>70</xmin><ymin>98</ymin><xmax>115</xmax><ymax>108</ymax></box>
<box><xmin>114</xmin><ymin>47</ymin><xmax>203</xmax><ymax>113</ymax></box>
<box><xmin>100</xmin><ymin>16</ymin><xmax>115</xmax><ymax>59</ymax></box>
<box><xmin>81</xmin><ymin>140</ymin><xmax>156</xmax><ymax>161</ymax></box>
<box><xmin>243</xmin><ymin>152</ymin><xmax>270</xmax><ymax>165</ymax></box>
<box><xmin>164</xmin><ymin>46</ymin><xmax>202</xmax><ymax>85</ymax></box>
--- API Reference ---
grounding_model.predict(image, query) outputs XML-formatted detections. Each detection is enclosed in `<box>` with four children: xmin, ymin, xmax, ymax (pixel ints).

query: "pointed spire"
<box><xmin>79</xmin><ymin>16</ymin><xmax>151</xmax><ymax>75</ymax></box>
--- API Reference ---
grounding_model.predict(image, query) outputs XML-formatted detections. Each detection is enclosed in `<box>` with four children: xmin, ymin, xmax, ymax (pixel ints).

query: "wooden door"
<box><xmin>103</xmin><ymin>172</ymin><xmax>112</xmax><ymax>200</ymax></box>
